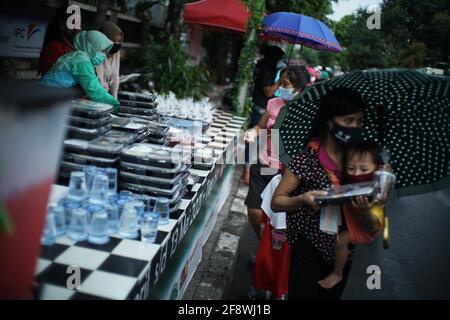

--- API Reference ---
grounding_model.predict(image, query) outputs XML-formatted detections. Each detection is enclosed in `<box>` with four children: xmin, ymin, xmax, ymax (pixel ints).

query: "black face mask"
<box><xmin>330</xmin><ymin>121</ymin><xmax>363</xmax><ymax>145</ymax></box>
<box><xmin>109</xmin><ymin>43</ymin><xmax>122</xmax><ymax>54</ymax></box>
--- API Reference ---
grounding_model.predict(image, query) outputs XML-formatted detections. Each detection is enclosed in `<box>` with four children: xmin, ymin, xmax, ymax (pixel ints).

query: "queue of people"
<box><xmin>245</xmin><ymin>46</ymin><xmax>390</xmax><ymax>300</ymax></box>
<box><xmin>38</xmin><ymin>4</ymin><xmax>123</xmax><ymax>108</ymax></box>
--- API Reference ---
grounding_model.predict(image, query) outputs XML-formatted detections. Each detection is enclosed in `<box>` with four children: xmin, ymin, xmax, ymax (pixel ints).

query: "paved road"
<box><xmin>226</xmin><ymin>187</ymin><xmax>450</xmax><ymax>299</ymax></box>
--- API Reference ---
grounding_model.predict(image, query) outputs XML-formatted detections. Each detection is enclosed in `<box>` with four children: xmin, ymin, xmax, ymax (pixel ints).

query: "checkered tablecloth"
<box><xmin>34</xmin><ymin>110</ymin><xmax>245</xmax><ymax>300</ymax></box>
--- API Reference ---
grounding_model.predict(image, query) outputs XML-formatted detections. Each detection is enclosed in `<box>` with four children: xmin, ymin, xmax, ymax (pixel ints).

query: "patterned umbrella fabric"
<box><xmin>273</xmin><ymin>69</ymin><xmax>450</xmax><ymax>196</ymax></box>
<box><xmin>262</xmin><ymin>12</ymin><xmax>342</xmax><ymax>52</ymax></box>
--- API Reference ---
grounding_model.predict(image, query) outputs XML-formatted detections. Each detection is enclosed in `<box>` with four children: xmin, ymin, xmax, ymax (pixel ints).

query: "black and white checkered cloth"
<box><xmin>34</xmin><ymin>110</ymin><xmax>245</xmax><ymax>300</ymax></box>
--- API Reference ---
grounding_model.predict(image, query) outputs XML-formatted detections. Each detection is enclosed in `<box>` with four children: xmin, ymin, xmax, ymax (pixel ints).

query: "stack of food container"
<box><xmin>116</xmin><ymin>91</ymin><xmax>158</xmax><ymax>121</ymax></box>
<box><xmin>110</xmin><ymin>116</ymin><xmax>170</xmax><ymax>145</ymax></box>
<box><xmin>67</xmin><ymin>99</ymin><xmax>113</xmax><ymax>141</ymax></box>
<box><xmin>58</xmin><ymin>130</ymin><xmax>137</xmax><ymax>185</ymax></box>
<box><xmin>119</xmin><ymin>143</ymin><xmax>191</xmax><ymax>213</ymax></box>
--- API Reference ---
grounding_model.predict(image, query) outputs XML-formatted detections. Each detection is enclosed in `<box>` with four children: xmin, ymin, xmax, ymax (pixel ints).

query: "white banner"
<box><xmin>0</xmin><ymin>17</ymin><xmax>47</xmax><ymax>58</ymax></box>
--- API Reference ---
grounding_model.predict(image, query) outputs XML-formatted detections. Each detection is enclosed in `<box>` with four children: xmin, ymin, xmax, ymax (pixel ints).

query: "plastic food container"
<box><xmin>110</xmin><ymin>116</ymin><xmax>149</xmax><ymax>133</ymax></box>
<box><xmin>119</xmin><ymin>99</ymin><xmax>157</xmax><ymax>109</ymax></box>
<box><xmin>119</xmin><ymin>170</ymin><xmax>189</xmax><ymax>190</ymax></box>
<box><xmin>118</xmin><ymin>91</ymin><xmax>156</xmax><ymax>103</ymax></box>
<box><xmin>71</xmin><ymin>99</ymin><xmax>113</xmax><ymax>119</ymax></box>
<box><xmin>69</xmin><ymin>115</ymin><xmax>111</xmax><ymax>129</ymax></box>
<box><xmin>67</xmin><ymin>125</ymin><xmax>110</xmax><ymax>141</ymax></box>
<box><xmin>118</xmin><ymin>106</ymin><xmax>156</xmax><ymax>116</ymax></box>
<box><xmin>120</xmin><ymin>162</ymin><xmax>188</xmax><ymax>180</ymax></box>
<box><xmin>120</xmin><ymin>143</ymin><xmax>191</xmax><ymax>169</ymax></box>
<box><xmin>63</xmin><ymin>153</ymin><xmax>120</xmax><ymax>167</ymax></box>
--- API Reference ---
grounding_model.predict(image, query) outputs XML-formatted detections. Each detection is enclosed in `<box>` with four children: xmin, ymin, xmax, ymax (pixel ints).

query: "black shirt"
<box><xmin>251</xmin><ymin>59</ymin><xmax>278</xmax><ymax>109</ymax></box>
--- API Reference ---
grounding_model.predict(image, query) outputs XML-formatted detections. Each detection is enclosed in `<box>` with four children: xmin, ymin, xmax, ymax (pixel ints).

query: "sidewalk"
<box><xmin>182</xmin><ymin>165</ymin><xmax>255</xmax><ymax>300</ymax></box>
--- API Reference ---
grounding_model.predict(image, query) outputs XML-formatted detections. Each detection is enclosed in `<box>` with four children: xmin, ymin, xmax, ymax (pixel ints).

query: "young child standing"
<box><xmin>319</xmin><ymin>141</ymin><xmax>389</xmax><ymax>289</ymax></box>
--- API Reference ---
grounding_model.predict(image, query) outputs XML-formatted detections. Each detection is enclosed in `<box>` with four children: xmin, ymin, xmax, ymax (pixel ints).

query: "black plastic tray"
<box><xmin>63</xmin><ymin>153</ymin><xmax>119</xmax><ymax>167</ymax></box>
<box><xmin>118</xmin><ymin>91</ymin><xmax>156</xmax><ymax>103</ymax></box>
<box><xmin>119</xmin><ymin>170</ymin><xmax>189</xmax><ymax>190</ymax></box>
<box><xmin>119</xmin><ymin>99</ymin><xmax>157</xmax><ymax>109</ymax></box>
<box><xmin>315</xmin><ymin>182</ymin><xmax>377</xmax><ymax>206</ymax></box>
<box><xmin>110</xmin><ymin>116</ymin><xmax>149</xmax><ymax>133</ymax></box>
<box><xmin>118</xmin><ymin>106</ymin><xmax>156</xmax><ymax>116</ymax></box>
<box><xmin>71</xmin><ymin>99</ymin><xmax>113</xmax><ymax>119</ymax></box>
<box><xmin>120</xmin><ymin>161</ymin><xmax>189</xmax><ymax>180</ymax></box>
<box><xmin>69</xmin><ymin>115</ymin><xmax>111</xmax><ymax>129</ymax></box>
<box><xmin>119</xmin><ymin>180</ymin><xmax>188</xmax><ymax>201</ymax></box>
<box><xmin>67</xmin><ymin>125</ymin><xmax>110</xmax><ymax>141</ymax></box>
<box><xmin>120</xmin><ymin>143</ymin><xmax>191</xmax><ymax>169</ymax></box>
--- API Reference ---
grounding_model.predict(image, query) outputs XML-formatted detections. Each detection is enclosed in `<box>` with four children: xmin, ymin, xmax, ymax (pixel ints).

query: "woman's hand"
<box><xmin>299</xmin><ymin>190</ymin><xmax>328</xmax><ymax>212</ymax></box>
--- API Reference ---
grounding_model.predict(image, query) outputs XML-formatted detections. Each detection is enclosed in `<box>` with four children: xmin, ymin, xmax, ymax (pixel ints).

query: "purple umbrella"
<box><xmin>262</xmin><ymin>12</ymin><xmax>342</xmax><ymax>53</ymax></box>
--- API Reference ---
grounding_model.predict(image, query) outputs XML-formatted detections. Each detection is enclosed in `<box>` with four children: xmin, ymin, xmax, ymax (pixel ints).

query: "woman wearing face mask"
<box><xmin>41</xmin><ymin>30</ymin><xmax>119</xmax><ymax>108</ymax></box>
<box><xmin>271</xmin><ymin>87</ymin><xmax>365</xmax><ymax>300</ymax></box>
<box><xmin>244</xmin><ymin>66</ymin><xmax>309</xmax><ymax>239</ymax></box>
<box><xmin>96</xmin><ymin>21</ymin><xmax>123</xmax><ymax>99</ymax></box>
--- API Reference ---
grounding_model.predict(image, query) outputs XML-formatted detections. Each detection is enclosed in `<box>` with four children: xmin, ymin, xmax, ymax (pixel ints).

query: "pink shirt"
<box><xmin>316</xmin><ymin>137</ymin><xmax>342</xmax><ymax>180</ymax></box>
<box><xmin>259</xmin><ymin>97</ymin><xmax>286</xmax><ymax>169</ymax></box>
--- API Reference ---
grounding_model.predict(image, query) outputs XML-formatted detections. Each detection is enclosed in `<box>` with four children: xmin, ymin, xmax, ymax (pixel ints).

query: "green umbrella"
<box><xmin>273</xmin><ymin>69</ymin><xmax>450</xmax><ymax>196</ymax></box>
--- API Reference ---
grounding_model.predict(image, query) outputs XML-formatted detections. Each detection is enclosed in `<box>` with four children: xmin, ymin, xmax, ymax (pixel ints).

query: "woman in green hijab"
<box><xmin>41</xmin><ymin>30</ymin><xmax>120</xmax><ymax>108</ymax></box>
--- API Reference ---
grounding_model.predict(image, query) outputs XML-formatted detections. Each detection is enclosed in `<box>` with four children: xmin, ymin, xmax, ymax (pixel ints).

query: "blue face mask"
<box><xmin>91</xmin><ymin>52</ymin><xmax>106</xmax><ymax>66</ymax></box>
<box><xmin>279</xmin><ymin>86</ymin><xmax>296</xmax><ymax>101</ymax></box>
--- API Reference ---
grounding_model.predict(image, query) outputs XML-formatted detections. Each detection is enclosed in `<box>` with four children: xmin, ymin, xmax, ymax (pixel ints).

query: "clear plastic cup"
<box><xmin>68</xmin><ymin>207</ymin><xmax>89</xmax><ymax>242</ymax></box>
<box><xmin>67</xmin><ymin>171</ymin><xmax>86</xmax><ymax>201</ymax></box>
<box><xmin>154</xmin><ymin>197</ymin><xmax>170</xmax><ymax>225</ymax></box>
<box><xmin>41</xmin><ymin>210</ymin><xmax>57</xmax><ymax>246</ymax></box>
<box><xmin>88</xmin><ymin>206</ymin><xmax>109</xmax><ymax>245</ymax></box>
<box><xmin>141</xmin><ymin>212</ymin><xmax>160</xmax><ymax>244</ymax></box>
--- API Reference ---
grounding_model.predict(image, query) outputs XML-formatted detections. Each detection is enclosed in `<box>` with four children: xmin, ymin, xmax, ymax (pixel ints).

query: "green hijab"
<box><xmin>73</xmin><ymin>30</ymin><xmax>113</xmax><ymax>59</ymax></box>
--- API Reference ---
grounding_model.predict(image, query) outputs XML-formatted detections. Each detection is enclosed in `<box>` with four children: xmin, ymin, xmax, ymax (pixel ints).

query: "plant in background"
<box><xmin>144</xmin><ymin>35</ymin><xmax>211</xmax><ymax>100</ymax></box>
<box><xmin>232</xmin><ymin>0</ymin><xmax>265</xmax><ymax>123</ymax></box>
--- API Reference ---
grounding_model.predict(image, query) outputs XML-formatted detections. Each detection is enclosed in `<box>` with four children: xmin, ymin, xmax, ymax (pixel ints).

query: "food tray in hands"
<box><xmin>314</xmin><ymin>181</ymin><xmax>378</xmax><ymax>206</ymax></box>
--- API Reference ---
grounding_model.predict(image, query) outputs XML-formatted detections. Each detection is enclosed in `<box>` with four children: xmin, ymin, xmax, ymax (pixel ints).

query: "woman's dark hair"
<box><xmin>42</xmin><ymin>1</ymin><xmax>72</xmax><ymax>46</ymax></box>
<box><xmin>280</xmin><ymin>65</ymin><xmax>310</xmax><ymax>91</ymax></box>
<box><xmin>345</xmin><ymin>140</ymin><xmax>383</xmax><ymax>167</ymax></box>
<box><xmin>312</xmin><ymin>87</ymin><xmax>365</xmax><ymax>138</ymax></box>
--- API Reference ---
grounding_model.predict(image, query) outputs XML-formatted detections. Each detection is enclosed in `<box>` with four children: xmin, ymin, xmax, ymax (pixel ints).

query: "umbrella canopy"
<box><xmin>262</xmin><ymin>12</ymin><xmax>342</xmax><ymax>53</ymax></box>
<box><xmin>183</xmin><ymin>0</ymin><xmax>250</xmax><ymax>33</ymax></box>
<box><xmin>273</xmin><ymin>69</ymin><xmax>450</xmax><ymax>196</ymax></box>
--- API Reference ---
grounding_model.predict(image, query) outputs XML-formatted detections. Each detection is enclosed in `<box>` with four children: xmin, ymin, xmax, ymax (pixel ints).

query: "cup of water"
<box><xmin>154</xmin><ymin>197</ymin><xmax>170</xmax><ymax>225</ymax></box>
<box><xmin>89</xmin><ymin>174</ymin><xmax>109</xmax><ymax>205</ymax></box>
<box><xmin>41</xmin><ymin>209</ymin><xmax>57</xmax><ymax>246</ymax></box>
<box><xmin>67</xmin><ymin>171</ymin><xmax>86</xmax><ymax>201</ymax></box>
<box><xmin>84</xmin><ymin>166</ymin><xmax>97</xmax><ymax>196</ymax></box>
<box><xmin>119</xmin><ymin>202</ymin><xmax>139</xmax><ymax>239</ymax></box>
<box><xmin>106</xmin><ymin>203</ymin><xmax>120</xmax><ymax>235</ymax></box>
<box><xmin>63</xmin><ymin>201</ymin><xmax>82</xmax><ymax>227</ymax></box>
<box><xmin>106</xmin><ymin>168</ymin><xmax>118</xmax><ymax>196</ymax></box>
<box><xmin>68</xmin><ymin>207</ymin><xmax>89</xmax><ymax>242</ymax></box>
<box><xmin>49</xmin><ymin>205</ymin><xmax>66</xmax><ymax>236</ymax></box>
<box><xmin>141</xmin><ymin>212</ymin><xmax>160</xmax><ymax>244</ymax></box>
<box><xmin>88</xmin><ymin>206</ymin><xmax>110</xmax><ymax>245</ymax></box>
